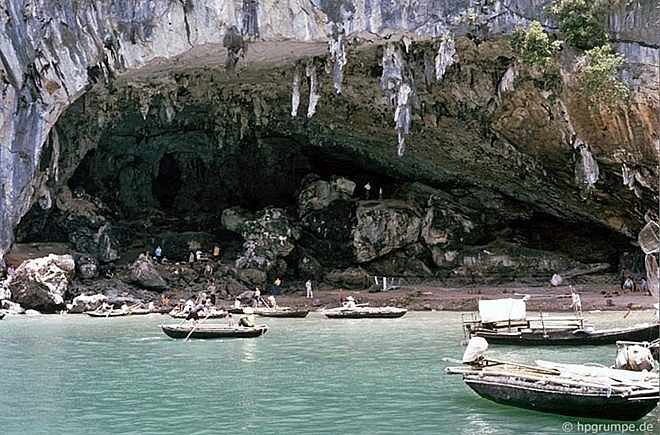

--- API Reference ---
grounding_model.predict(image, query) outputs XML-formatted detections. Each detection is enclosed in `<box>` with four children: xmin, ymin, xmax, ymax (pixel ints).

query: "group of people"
<box><xmin>222</xmin><ymin>308</ymin><xmax>254</xmax><ymax>327</ymax></box>
<box><xmin>622</xmin><ymin>276</ymin><xmax>653</xmax><ymax>295</ymax></box>
<box><xmin>152</xmin><ymin>244</ymin><xmax>221</xmax><ymax>267</ymax></box>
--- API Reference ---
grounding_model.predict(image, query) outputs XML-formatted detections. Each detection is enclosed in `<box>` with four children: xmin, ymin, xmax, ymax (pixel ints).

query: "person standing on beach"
<box><xmin>305</xmin><ymin>279</ymin><xmax>313</xmax><ymax>298</ymax></box>
<box><xmin>188</xmin><ymin>252</ymin><xmax>195</xmax><ymax>268</ymax></box>
<box><xmin>569</xmin><ymin>287</ymin><xmax>582</xmax><ymax>317</ymax></box>
<box><xmin>273</xmin><ymin>277</ymin><xmax>281</xmax><ymax>296</ymax></box>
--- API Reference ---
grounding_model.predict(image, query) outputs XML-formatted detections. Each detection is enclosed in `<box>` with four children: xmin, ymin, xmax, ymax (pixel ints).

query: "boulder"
<box><xmin>323</xmin><ymin>267</ymin><xmax>370</xmax><ymax>288</ymax></box>
<box><xmin>129</xmin><ymin>254</ymin><xmax>168</xmax><ymax>290</ymax></box>
<box><xmin>297</xmin><ymin>174</ymin><xmax>355</xmax><ymax>217</ymax></box>
<box><xmin>76</xmin><ymin>255</ymin><xmax>99</xmax><ymax>280</ymax></box>
<box><xmin>228</xmin><ymin>207</ymin><xmax>299</xmax><ymax>262</ymax></box>
<box><xmin>353</xmin><ymin>200</ymin><xmax>422</xmax><ymax>263</ymax></box>
<box><xmin>235</xmin><ymin>268</ymin><xmax>267</xmax><ymax>288</ymax></box>
<box><xmin>69</xmin><ymin>293</ymin><xmax>108</xmax><ymax>313</ymax></box>
<box><xmin>8</xmin><ymin>254</ymin><xmax>75</xmax><ymax>312</ymax></box>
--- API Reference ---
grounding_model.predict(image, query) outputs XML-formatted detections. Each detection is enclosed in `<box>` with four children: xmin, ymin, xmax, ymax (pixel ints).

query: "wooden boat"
<box><xmin>160</xmin><ymin>323</ymin><xmax>269</xmax><ymax>339</ymax></box>
<box><xmin>462</xmin><ymin>298</ymin><xmax>659</xmax><ymax>345</ymax></box>
<box><xmin>85</xmin><ymin>309</ymin><xmax>129</xmax><ymax>317</ymax></box>
<box><xmin>323</xmin><ymin>306</ymin><xmax>407</xmax><ymax>319</ymax></box>
<box><xmin>255</xmin><ymin>307</ymin><xmax>310</xmax><ymax>318</ymax></box>
<box><xmin>445</xmin><ymin>338</ymin><xmax>660</xmax><ymax>421</ymax></box>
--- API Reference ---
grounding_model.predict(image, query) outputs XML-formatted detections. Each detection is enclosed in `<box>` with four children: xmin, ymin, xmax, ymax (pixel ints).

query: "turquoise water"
<box><xmin>0</xmin><ymin>310</ymin><xmax>657</xmax><ymax>434</ymax></box>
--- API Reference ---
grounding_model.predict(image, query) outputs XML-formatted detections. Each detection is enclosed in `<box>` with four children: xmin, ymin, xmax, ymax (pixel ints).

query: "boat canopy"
<box><xmin>478</xmin><ymin>298</ymin><xmax>526</xmax><ymax>323</ymax></box>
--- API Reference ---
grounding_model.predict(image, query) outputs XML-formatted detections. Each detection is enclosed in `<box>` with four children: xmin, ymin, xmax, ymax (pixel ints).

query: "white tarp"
<box><xmin>478</xmin><ymin>298</ymin><xmax>527</xmax><ymax>323</ymax></box>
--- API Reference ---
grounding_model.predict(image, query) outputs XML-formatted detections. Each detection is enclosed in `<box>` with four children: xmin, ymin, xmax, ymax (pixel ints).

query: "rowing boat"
<box><xmin>160</xmin><ymin>323</ymin><xmax>269</xmax><ymax>339</ymax></box>
<box><xmin>445</xmin><ymin>337</ymin><xmax>659</xmax><ymax>421</ymax></box>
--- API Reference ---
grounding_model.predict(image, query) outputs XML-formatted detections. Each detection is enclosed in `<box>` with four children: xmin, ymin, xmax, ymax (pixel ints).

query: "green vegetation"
<box><xmin>509</xmin><ymin>22</ymin><xmax>562</xmax><ymax>96</ymax></box>
<box><xmin>511</xmin><ymin>21</ymin><xmax>559</xmax><ymax>68</ymax></box>
<box><xmin>550</xmin><ymin>0</ymin><xmax>609</xmax><ymax>50</ymax></box>
<box><xmin>581</xmin><ymin>45</ymin><xmax>629</xmax><ymax>106</ymax></box>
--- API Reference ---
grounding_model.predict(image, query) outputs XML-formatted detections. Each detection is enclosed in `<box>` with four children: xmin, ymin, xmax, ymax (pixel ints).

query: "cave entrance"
<box><xmin>153</xmin><ymin>153</ymin><xmax>182</xmax><ymax>210</ymax></box>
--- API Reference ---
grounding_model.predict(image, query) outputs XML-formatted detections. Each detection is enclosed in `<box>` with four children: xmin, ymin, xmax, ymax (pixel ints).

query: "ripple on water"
<box><xmin>0</xmin><ymin>312</ymin><xmax>657</xmax><ymax>434</ymax></box>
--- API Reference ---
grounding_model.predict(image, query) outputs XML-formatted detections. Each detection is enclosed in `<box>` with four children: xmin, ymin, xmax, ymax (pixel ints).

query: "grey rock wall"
<box><xmin>0</xmin><ymin>0</ymin><xmax>658</xmax><ymax>267</ymax></box>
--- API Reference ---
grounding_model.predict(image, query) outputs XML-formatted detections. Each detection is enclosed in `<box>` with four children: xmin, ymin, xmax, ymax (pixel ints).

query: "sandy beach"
<box><xmin>260</xmin><ymin>280</ymin><xmax>659</xmax><ymax>315</ymax></box>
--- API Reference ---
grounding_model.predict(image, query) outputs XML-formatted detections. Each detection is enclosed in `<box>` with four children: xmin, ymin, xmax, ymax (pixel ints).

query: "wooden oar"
<box><xmin>259</xmin><ymin>297</ymin><xmax>272</xmax><ymax>311</ymax></box>
<box><xmin>185</xmin><ymin>312</ymin><xmax>212</xmax><ymax>341</ymax></box>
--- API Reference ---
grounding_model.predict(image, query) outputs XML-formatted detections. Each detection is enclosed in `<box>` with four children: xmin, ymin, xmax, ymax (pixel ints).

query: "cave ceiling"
<box><xmin>14</xmin><ymin>35</ymin><xmax>655</xmax><ymax>270</ymax></box>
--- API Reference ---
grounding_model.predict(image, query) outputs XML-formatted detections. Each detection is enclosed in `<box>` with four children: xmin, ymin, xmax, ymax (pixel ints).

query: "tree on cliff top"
<box><xmin>551</xmin><ymin>0</ymin><xmax>609</xmax><ymax>51</ymax></box>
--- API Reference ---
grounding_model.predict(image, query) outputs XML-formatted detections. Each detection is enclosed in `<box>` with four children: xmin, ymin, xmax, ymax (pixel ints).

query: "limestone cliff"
<box><xmin>1</xmin><ymin>1</ymin><xmax>659</xmax><ymax>284</ymax></box>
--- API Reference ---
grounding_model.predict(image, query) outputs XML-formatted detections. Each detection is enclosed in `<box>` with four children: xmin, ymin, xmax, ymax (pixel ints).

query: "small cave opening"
<box><xmin>153</xmin><ymin>153</ymin><xmax>182</xmax><ymax>210</ymax></box>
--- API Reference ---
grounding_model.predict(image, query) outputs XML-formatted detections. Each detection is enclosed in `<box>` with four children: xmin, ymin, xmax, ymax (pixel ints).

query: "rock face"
<box><xmin>1</xmin><ymin>1</ymin><xmax>659</xmax><ymax>291</ymax></box>
<box><xmin>7</xmin><ymin>254</ymin><xmax>75</xmax><ymax>313</ymax></box>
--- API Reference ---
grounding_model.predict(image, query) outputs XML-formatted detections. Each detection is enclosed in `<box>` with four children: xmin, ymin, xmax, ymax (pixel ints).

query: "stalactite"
<box><xmin>50</xmin><ymin>127</ymin><xmax>60</xmax><ymax>183</ymax></box>
<box><xmin>435</xmin><ymin>36</ymin><xmax>456</xmax><ymax>82</ymax></box>
<box><xmin>395</xmin><ymin>82</ymin><xmax>412</xmax><ymax>156</ymax></box>
<box><xmin>381</xmin><ymin>43</ymin><xmax>412</xmax><ymax>156</ymax></box>
<box><xmin>306</xmin><ymin>64</ymin><xmax>319</xmax><ymax>118</ymax></box>
<box><xmin>291</xmin><ymin>70</ymin><xmax>301</xmax><ymax>117</ymax></box>
<box><xmin>138</xmin><ymin>93</ymin><xmax>150</xmax><ymax>120</ymax></box>
<box><xmin>579</xmin><ymin>145</ymin><xmax>599</xmax><ymax>188</ymax></box>
<box><xmin>380</xmin><ymin>44</ymin><xmax>403</xmax><ymax>103</ymax></box>
<box><xmin>498</xmin><ymin>63</ymin><xmax>518</xmax><ymax>99</ymax></box>
<box><xmin>573</xmin><ymin>137</ymin><xmax>599</xmax><ymax>190</ymax></box>
<box><xmin>241</xmin><ymin>0</ymin><xmax>260</xmax><ymax>38</ymax></box>
<box><xmin>223</xmin><ymin>26</ymin><xmax>246</xmax><ymax>73</ymax></box>
<box><xmin>329</xmin><ymin>26</ymin><xmax>347</xmax><ymax>94</ymax></box>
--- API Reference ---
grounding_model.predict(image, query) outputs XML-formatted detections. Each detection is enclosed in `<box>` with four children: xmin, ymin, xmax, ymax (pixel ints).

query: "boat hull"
<box><xmin>85</xmin><ymin>310</ymin><xmax>128</xmax><ymax>317</ymax></box>
<box><xmin>471</xmin><ymin>323</ymin><xmax>659</xmax><ymax>345</ymax></box>
<box><xmin>464</xmin><ymin>375</ymin><xmax>659</xmax><ymax>421</ymax></box>
<box><xmin>324</xmin><ymin>308</ymin><xmax>407</xmax><ymax>319</ymax></box>
<box><xmin>256</xmin><ymin>309</ymin><xmax>310</xmax><ymax>318</ymax></box>
<box><xmin>160</xmin><ymin>324</ymin><xmax>268</xmax><ymax>339</ymax></box>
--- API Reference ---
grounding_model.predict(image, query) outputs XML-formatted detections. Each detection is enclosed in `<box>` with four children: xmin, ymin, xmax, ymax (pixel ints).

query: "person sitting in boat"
<box><xmin>186</xmin><ymin>303</ymin><xmax>205</xmax><ymax>323</ymax></box>
<box><xmin>98</xmin><ymin>301</ymin><xmax>112</xmax><ymax>313</ymax></box>
<box><xmin>173</xmin><ymin>299</ymin><xmax>185</xmax><ymax>313</ymax></box>
<box><xmin>238</xmin><ymin>307</ymin><xmax>255</xmax><ymax>327</ymax></box>
<box><xmin>267</xmin><ymin>295</ymin><xmax>278</xmax><ymax>309</ymax></box>
<box><xmin>343</xmin><ymin>296</ymin><xmax>356</xmax><ymax>309</ymax></box>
